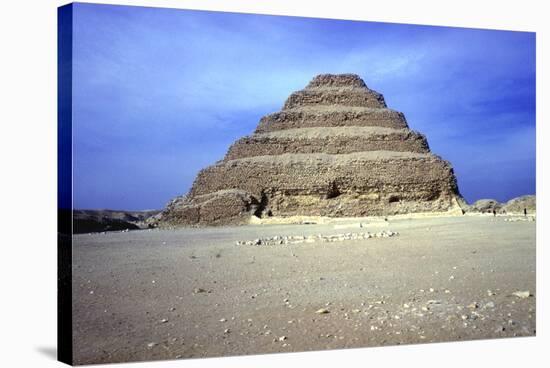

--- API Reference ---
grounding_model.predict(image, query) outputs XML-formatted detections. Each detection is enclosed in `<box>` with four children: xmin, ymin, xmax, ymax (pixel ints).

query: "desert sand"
<box><xmin>72</xmin><ymin>214</ymin><xmax>535</xmax><ymax>365</ymax></box>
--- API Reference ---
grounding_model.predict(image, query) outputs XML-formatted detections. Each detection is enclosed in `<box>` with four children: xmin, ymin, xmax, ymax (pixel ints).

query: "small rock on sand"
<box><xmin>512</xmin><ymin>291</ymin><xmax>531</xmax><ymax>298</ymax></box>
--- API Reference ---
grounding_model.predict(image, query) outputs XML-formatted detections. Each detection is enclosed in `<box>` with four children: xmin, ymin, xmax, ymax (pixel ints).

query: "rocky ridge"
<box><xmin>468</xmin><ymin>195</ymin><xmax>536</xmax><ymax>215</ymax></box>
<box><xmin>73</xmin><ymin>209</ymin><xmax>160</xmax><ymax>233</ymax></box>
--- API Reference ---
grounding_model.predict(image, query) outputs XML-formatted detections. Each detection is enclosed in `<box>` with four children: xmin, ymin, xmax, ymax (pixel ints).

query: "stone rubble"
<box><xmin>504</xmin><ymin>217</ymin><xmax>535</xmax><ymax>222</ymax></box>
<box><xmin>235</xmin><ymin>230</ymin><xmax>398</xmax><ymax>246</ymax></box>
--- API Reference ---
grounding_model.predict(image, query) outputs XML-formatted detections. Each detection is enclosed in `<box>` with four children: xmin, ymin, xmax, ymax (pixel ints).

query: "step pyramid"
<box><xmin>159</xmin><ymin>74</ymin><xmax>464</xmax><ymax>226</ymax></box>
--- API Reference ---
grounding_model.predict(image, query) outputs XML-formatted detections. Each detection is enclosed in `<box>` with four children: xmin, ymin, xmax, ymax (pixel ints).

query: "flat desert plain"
<box><xmin>72</xmin><ymin>214</ymin><xmax>536</xmax><ymax>365</ymax></box>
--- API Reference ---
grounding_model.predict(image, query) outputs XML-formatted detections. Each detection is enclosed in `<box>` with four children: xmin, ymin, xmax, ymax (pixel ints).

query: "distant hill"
<box><xmin>501</xmin><ymin>195</ymin><xmax>536</xmax><ymax>214</ymax></box>
<box><xmin>73</xmin><ymin>209</ymin><xmax>161</xmax><ymax>234</ymax></box>
<box><xmin>467</xmin><ymin>195</ymin><xmax>535</xmax><ymax>215</ymax></box>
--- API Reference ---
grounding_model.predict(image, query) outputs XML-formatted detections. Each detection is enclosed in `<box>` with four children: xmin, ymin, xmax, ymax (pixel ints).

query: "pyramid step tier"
<box><xmin>173</xmin><ymin>152</ymin><xmax>460</xmax><ymax>224</ymax></box>
<box><xmin>190</xmin><ymin>151</ymin><xmax>458</xmax><ymax>200</ymax></box>
<box><xmin>283</xmin><ymin>87</ymin><xmax>386</xmax><ymax>110</ymax></box>
<box><xmin>306</xmin><ymin>74</ymin><xmax>369</xmax><ymax>88</ymax></box>
<box><xmin>225</xmin><ymin>127</ymin><xmax>429</xmax><ymax>160</ymax></box>
<box><xmin>255</xmin><ymin>107</ymin><xmax>408</xmax><ymax>133</ymax></box>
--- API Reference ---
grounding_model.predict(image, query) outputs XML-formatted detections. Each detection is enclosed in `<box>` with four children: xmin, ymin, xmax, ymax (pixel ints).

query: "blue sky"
<box><xmin>71</xmin><ymin>3</ymin><xmax>536</xmax><ymax>210</ymax></box>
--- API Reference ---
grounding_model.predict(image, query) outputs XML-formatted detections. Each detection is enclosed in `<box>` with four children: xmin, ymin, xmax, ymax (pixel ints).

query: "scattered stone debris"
<box><xmin>512</xmin><ymin>291</ymin><xmax>532</xmax><ymax>299</ymax></box>
<box><xmin>147</xmin><ymin>342</ymin><xmax>157</xmax><ymax>348</ymax></box>
<box><xmin>504</xmin><ymin>217</ymin><xmax>535</xmax><ymax>222</ymax></box>
<box><xmin>193</xmin><ymin>288</ymin><xmax>207</xmax><ymax>294</ymax></box>
<box><xmin>315</xmin><ymin>308</ymin><xmax>330</xmax><ymax>314</ymax></box>
<box><xmin>236</xmin><ymin>231</ymin><xmax>398</xmax><ymax>246</ymax></box>
<box><xmin>278</xmin><ymin>336</ymin><xmax>287</xmax><ymax>341</ymax></box>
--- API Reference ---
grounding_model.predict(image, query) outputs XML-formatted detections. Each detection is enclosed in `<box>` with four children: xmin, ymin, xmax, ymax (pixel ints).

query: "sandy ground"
<box><xmin>72</xmin><ymin>214</ymin><xmax>536</xmax><ymax>365</ymax></box>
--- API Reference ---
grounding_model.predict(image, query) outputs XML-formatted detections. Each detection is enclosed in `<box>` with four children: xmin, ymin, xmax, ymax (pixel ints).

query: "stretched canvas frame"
<box><xmin>58</xmin><ymin>2</ymin><xmax>536</xmax><ymax>366</ymax></box>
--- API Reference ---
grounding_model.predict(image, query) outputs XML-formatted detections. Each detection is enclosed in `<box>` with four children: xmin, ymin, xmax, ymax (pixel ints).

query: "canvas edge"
<box><xmin>58</xmin><ymin>2</ymin><xmax>74</xmax><ymax>366</ymax></box>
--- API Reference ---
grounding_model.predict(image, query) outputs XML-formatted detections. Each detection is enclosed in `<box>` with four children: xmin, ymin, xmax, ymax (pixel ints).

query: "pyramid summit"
<box><xmin>158</xmin><ymin>74</ymin><xmax>465</xmax><ymax>226</ymax></box>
